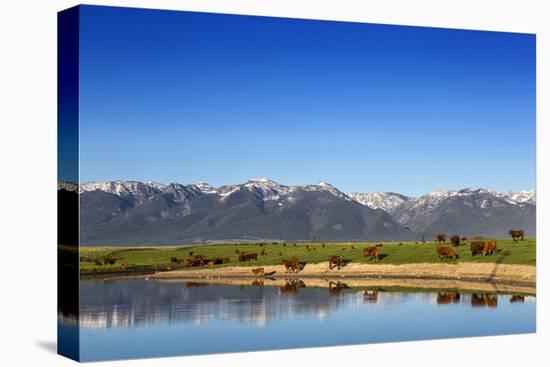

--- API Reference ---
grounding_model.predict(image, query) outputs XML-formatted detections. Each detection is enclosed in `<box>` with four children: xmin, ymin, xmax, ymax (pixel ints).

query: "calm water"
<box><xmin>63</xmin><ymin>279</ymin><xmax>535</xmax><ymax>361</ymax></box>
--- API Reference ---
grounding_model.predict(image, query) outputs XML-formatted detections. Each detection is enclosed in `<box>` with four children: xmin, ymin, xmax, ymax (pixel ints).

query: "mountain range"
<box><xmin>59</xmin><ymin>178</ymin><xmax>535</xmax><ymax>245</ymax></box>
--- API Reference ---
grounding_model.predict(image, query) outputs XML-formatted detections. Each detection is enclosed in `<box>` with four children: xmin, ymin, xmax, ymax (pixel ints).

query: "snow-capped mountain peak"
<box><xmin>508</xmin><ymin>188</ymin><xmax>536</xmax><ymax>204</ymax></box>
<box><xmin>193</xmin><ymin>181</ymin><xmax>217</xmax><ymax>194</ymax></box>
<box><xmin>348</xmin><ymin>192</ymin><xmax>411</xmax><ymax>214</ymax></box>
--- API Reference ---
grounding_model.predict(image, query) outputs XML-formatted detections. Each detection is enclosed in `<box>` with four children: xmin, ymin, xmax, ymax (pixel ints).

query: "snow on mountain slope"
<box><xmin>79</xmin><ymin>180</ymin><xmax>164</xmax><ymax>203</ymax></box>
<box><xmin>348</xmin><ymin>192</ymin><xmax>411</xmax><ymax>213</ymax></box>
<box><xmin>508</xmin><ymin>189</ymin><xmax>536</xmax><ymax>204</ymax></box>
<box><xmin>78</xmin><ymin>179</ymin><xmax>535</xmax><ymax>213</ymax></box>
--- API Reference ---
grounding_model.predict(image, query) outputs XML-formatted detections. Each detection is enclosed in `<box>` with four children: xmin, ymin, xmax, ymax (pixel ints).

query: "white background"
<box><xmin>0</xmin><ymin>0</ymin><xmax>547</xmax><ymax>366</ymax></box>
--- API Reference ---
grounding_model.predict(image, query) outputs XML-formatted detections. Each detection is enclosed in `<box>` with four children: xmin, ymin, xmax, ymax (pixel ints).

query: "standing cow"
<box><xmin>435</xmin><ymin>234</ymin><xmax>447</xmax><ymax>243</ymax></box>
<box><xmin>450</xmin><ymin>235</ymin><xmax>461</xmax><ymax>247</ymax></box>
<box><xmin>363</xmin><ymin>246</ymin><xmax>379</xmax><ymax>261</ymax></box>
<box><xmin>328</xmin><ymin>255</ymin><xmax>343</xmax><ymax>270</ymax></box>
<box><xmin>508</xmin><ymin>229</ymin><xmax>525</xmax><ymax>241</ymax></box>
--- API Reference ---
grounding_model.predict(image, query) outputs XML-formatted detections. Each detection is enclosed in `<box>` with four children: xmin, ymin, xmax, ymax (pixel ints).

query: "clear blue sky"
<box><xmin>77</xmin><ymin>5</ymin><xmax>535</xmax><ymax>196</ymax></box>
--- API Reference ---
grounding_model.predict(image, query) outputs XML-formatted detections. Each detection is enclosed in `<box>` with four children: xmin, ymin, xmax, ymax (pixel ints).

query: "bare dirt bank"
<box><xmin>150</xmin><ymin>262</ymin><xmax>535</xmax><ymax>290</ymax></box>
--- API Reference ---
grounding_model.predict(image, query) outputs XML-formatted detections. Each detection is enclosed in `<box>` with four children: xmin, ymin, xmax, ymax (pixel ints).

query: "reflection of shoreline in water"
<box><xmin>71</xmin><ymin>279</ymin><xmax>536</xmax><ymax>329</ymax></box>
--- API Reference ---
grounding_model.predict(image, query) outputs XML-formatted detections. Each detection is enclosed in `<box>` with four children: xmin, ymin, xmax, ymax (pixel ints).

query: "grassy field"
<box><xmin>79</xmin><ymin>238</ymin><xmax>536</xmax><ymax>273</ymax></box>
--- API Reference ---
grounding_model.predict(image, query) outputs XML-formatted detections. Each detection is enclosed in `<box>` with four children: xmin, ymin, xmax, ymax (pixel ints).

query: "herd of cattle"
<box><xmin>433</xmin><ymin>228</ymin><xmax>524</xmax><ymax>261</ymax></box>
<box><xmin>84</xmin><ymin>228</ymin><xmax>526</xmax><ymax>270</ymax></box>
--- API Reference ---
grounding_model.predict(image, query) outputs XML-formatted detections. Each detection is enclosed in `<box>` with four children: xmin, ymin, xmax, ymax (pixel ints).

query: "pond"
<box><xmin>61</xmin><ymin>278</ymin><xmax>535</xmax><ymax>361</ymax></box>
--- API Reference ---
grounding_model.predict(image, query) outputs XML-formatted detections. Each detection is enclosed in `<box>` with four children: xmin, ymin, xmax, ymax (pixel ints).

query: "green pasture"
<box><xmin>79</xmin><ymin>238</ymin><xmax>535</xmax><ymax>273</ymax></box>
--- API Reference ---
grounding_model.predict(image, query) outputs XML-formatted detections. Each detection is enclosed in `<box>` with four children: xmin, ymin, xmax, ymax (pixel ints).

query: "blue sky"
<box><xmin>77</xmin><ymin>5</ymin><xmax>535</xmax><ymax>196</ymax></box>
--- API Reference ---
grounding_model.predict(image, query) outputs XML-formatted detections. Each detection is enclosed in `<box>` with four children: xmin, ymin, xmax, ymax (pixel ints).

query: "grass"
<box><xmin>79</xmin><ymin>238</ymin><xmax>536</xmax><ymax>273</ymax></box>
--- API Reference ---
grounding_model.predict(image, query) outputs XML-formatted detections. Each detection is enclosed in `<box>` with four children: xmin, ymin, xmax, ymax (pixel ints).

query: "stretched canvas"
<box><xmin>58</xmin><ymin>5</ymin><xmax>536</xmax><ymax>362</ymax></box>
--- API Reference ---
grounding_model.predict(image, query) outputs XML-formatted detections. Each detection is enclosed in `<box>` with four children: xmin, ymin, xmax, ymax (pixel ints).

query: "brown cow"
<box><xmin>436</xmin><ymin>246</ymin><xmax>458</xmax><ymax>260</ymax></box>
<box><xmin>470</xmin><ymin>241</ymin><xmax>486</xmax><ymax>256</ymax></box>
<box><xmin>483</xmin><ymin>294</ymin><xmax>498</xmax><ymax>307</ymax></box>
<box><xmin>280</xmin><ymin>279</ymin><xmax>303</xmax><ymax>293</ymax></box>
<box><xmin>170</xmin><ymin>257</ymin><xmax>178</xmax><ymax>263</ymax></box>
<box><xmin>245</xmin><ymin>253</ymin><xmax>258</xmax><ymax>261</ymax></box>
<box><xmin>450</xmin><ymin>235</ymin><xmax>460</xmax><ymax>247</ymax></box>
<box><xmin>510</xmin><ymin>295</ymin><xmax>525</xmax><ymax>303</ymax></box>
<box><xmin>471</xmin><ymin>293</ymin><xmax>498</xmax><ymax>307</ymax></box>
<box><xmin>437</xmin><ymin>292</ymin><xmax>461</xmax><ymax>304</ymax></box>
<box><xmin>251</xmin><ymin>279</ymin><xmax>264</xmax><ymax>287</ymax></box>
<box><xmin>435</xmin><ymin>234</ymin><xmax>447</xmax><ymax>243</ymax></box>
<box><xmin>209</xmin><ymin>258</ymin><xmax>226</xmax><ymax>265</ymax></box>
<box><xmin>363</xmin><ymin>246</ymin><xmax>379</xmax><ymax>261</ymax></box>
<box><xmin>251</xmin><ymin>267</ymin><xmax>264</xmax><ymax>276</ymax></box>
<box><xmin>281</xmin><ymin>258</ymin><xmax>300</xmax><ymax>273</ymax></box>
<box><xmin>328</xmin><ymin>281</ymin><xmax>349</xmax><ymax>296</ymax></box>
<box><xmin>104</xmin><ymin>256</ymin><xmax>118</xmax><ymax>265</ymax></box>
<box><xmin>363</xmin><ymin>289</ymin><xmax>379</xmax><ymax>303</ymax></box>
<box><xmin>509</xmin><ymin>229</ymin><xmax>524</xmax><ymax>241</ymax></box>
<box><xmin>185</xmin><ymin>258</ymin><xmax>202</xmax><ymax>267</ymax></box>
<box><xmin>471</xmin><ymin>293</ymin><xmax>485</xmax><ymax>307</ymax></box>
<box><xmin>483</xmin><ymin>240</ymin><xmax>497</xmax><ymax>256</ymax></box>
<box><xmin>328</xmin><ymin>255</ymin><xmax>343</xmax><ymax>270</ymax></box>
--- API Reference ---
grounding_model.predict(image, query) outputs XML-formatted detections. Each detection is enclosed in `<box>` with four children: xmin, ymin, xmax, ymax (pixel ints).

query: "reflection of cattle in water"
<box><xmin>470</xmin><ymin>241</ymin><xmax>486</xmax><ymax>256</ymax></box>
<box><xmin>450</xmin><ymin>235</ymin><xmax>461</xmax><ymax>247</ymax></box>
<box><xmin>484</xmin><ymin>294</ymin><xmax>498</xmax><ymax>307</ymax></box>
<box><xmin>363</xmin><ymin>246</ymin><xmax>379</xmax><ymax>261</ymax></box>
<box><xmin>327</xmin><ymin>280</ymin><xmax>349</xmax><ymax>296</ymax></box>
<box><xmin>471</xmin><ymin>293</ymin><xmax>498</xmax><ymax>308</ymax></box>
<box><xmin>251</xmin><ymin>279</ymin><xmax>264</xmax><ymax>287</ymax></box>
<box><xmin>328</xmin><ymin>255</ymin><xmax>343</xmax><ymax>270</ymax></box>
<box><xmin>437</xmin><ymin>292</ymin><xmax>461</xmax><ymax>304</ymax></box>
<box><xmin>436</xmin><ymin>246</ymin><xmax>458</xmax><ymax>260</ymax></box>
<box><xmin>435</xmin><ymin>234</ymin><xmax>447</xmax><ymax>243</ymax></box>
<box><xmin>508</xmin><ymin>229</ymin><xmax>524</xmax><ymax>241</ymax></box>
<box><xmin>280</xmin><ymin>279</ymin><xmax>305</xmax><ymax>294</ymax></box>
<box><xmin>363</xmin><ymin>289</ymin><xmax>379</xmax><ymax>303</ymax></box>
<box><xmin>510</xmin><ymin>295</ymin><xmax>525</xmax><ymax>303</ymax></box>
<box><xmin>483</xmin><ymin>240</ymin><xmax>498</xmax><ymax>256</ymax></box>
<box><xmin>281</xmin><ymin>258</ymin><xmax>300</xmax><ymax>273</ymax></box>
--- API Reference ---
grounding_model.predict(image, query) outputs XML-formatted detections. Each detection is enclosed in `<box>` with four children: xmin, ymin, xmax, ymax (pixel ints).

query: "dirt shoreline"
<box><xmin>150</xmin><ymin>262</ymin><xmax>535</xmax><ymax>289</ymax></box>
